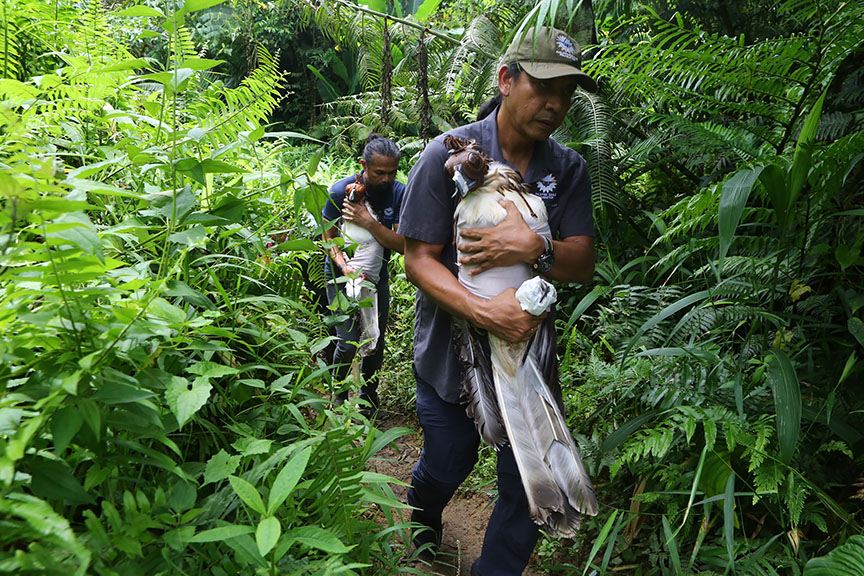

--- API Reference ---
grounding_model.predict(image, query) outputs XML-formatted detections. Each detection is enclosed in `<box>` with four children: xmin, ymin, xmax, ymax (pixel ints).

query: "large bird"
<box><xmin>339</xmin><ymin>176</ymin><xmax>383</xmax><ymax>355</ymax></box>
<box><xmin>444</xmin><ymin>135</ymin><xmax>598</xmax><ymax>537</ymax></box>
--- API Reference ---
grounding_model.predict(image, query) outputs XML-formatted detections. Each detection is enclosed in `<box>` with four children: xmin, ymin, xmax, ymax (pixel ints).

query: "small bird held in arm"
<box><xmin>443</xmin><ymin>135</ymin><xmax>598</xmax><ymax>537</ymax></box>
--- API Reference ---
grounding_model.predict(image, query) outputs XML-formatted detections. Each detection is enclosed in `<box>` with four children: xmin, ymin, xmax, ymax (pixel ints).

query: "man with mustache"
<box><xmin>322</xmin><ymin>134</ymin><xmax>405</xmax><ymax>415</ymax></box>
<box><xmin>399</xmin><ymin>28</ymin><xmax>597</xmax><ymax>575</ymax></box>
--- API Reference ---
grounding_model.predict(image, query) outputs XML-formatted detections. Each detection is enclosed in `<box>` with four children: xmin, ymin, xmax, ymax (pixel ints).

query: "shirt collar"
<box><xmin>479</xmin><ymin>106</ymin><xmax>552</xmax><ymax>184</ymax></box>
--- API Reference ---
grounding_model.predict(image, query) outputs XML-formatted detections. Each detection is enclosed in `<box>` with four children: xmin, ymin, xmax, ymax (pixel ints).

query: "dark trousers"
<box><xmin>325</xmin><ymin>280</ymin><xmax>390</xmax><ymax>401</ymax></box>
<box><xmin>407</xmin><ymin>374</ymin><xmax>540</xmax><ymax>576</ymax></box>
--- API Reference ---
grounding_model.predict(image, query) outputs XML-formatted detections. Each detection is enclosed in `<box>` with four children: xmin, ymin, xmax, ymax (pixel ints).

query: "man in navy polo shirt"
<box><xmin>322</xmin><ymin>134</ymin><xmax>405</xmax><ymax>413</ymax></box>
<box><xmin>399</xmin><ymin>28</ymin><xmax>597</xmax><ymax>575</ymax></box>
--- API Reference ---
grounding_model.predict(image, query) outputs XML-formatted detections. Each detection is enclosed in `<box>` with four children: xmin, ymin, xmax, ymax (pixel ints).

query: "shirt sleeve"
<box><xmin>556</xmin><ymin>150</ymin><xmax>595</xmax><ymax>239</ymax></box>
<box><xmin>322</xmin><ymin>185</ymin><xmax>344</xmax><ymax>224</ymax></box>
<box><xmin>391</xmin><ymin>181</ymin><xmax>407</xmax><ymax>225</ymax></box>
<box><xmin>399</xmin><ymin>139</ymin><xmax>457</xmax><ymax>245</ymax></box>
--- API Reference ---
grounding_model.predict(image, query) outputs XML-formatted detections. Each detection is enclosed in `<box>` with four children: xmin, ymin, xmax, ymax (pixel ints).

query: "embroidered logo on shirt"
<box><xmin>384</xmin><ymin>207</ymin><xmax>394</xmax><ymax>218</ymax></box>
<box><xmin>535</xmin><ymin>173</ymin><xmax>558</xmax><ymax>200</ymax></box>
<box><xmin>556</xmin><ymin>35</ymin><xmax>579</xmax><ymax>62</ymax></box>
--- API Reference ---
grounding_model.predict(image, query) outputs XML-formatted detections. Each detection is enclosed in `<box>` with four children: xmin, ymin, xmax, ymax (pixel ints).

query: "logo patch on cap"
<box><xmin>555</xmin><ymin>34</ymin><xmax>578</xmax><ymax>62</ymax></box>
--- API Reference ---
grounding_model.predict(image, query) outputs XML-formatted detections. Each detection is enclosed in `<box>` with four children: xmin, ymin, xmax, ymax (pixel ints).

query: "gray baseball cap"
<box><xmin>503</xmin><ymin>26</ymin><xmax>597</xmax><ymax>91</ymax></box>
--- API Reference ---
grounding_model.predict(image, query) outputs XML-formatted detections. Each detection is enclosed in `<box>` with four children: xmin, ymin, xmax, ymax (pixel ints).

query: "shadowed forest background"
<box><xmin>0</xmin><ymin>0</ymin><xmax>863</xmax><ymax>574</ymax></box>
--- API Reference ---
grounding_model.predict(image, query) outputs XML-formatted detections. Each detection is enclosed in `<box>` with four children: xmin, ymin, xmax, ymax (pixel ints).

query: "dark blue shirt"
<box><xmin>322</xmin><ymin>173</ymin><xmax>406</xmax><ymax>285</ymax></box>
<box><xmin>398</xmin><ymin>108</ymin><xmax>594</xmax><ymax>403</ymax></box>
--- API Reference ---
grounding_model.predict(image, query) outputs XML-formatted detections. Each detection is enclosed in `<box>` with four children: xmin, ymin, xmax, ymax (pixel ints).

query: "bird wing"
<box><xmin>521</xmin><ymin>338</ymin><xmax>599</xmax><ymax>519</ymax></box>
<box><xmin>489</xmin><ymin>336</ymin><xmax>567</xmax><ymax>531</ymax></box>
<box><xmin>454</xmin><ymin>320</ymin><xmax>507</xmax><ymax>447</ymax></box>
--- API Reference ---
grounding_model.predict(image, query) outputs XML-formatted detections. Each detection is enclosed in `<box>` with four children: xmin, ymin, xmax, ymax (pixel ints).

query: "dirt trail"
<box><xmin>368</xmin><ymin>413</ymin><xmax>542</xmax><ymax>576</ymax></box>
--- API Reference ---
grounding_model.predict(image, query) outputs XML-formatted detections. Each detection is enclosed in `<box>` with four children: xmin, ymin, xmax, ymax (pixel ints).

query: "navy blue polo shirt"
<box><xmin>322</xmin><ymin>173</ymin><xmax>406</xmax><ymax>285</ymax></box>
<box><xmin>398</xmin><ymin>107</ymin><xmax>594</xmax><ymax>403</ymax></box>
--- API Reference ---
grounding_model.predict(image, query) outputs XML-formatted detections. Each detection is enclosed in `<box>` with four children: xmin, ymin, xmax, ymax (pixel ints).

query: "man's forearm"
<box><xmin>367</xmin><ymin>221</ymin><xmax>405</xmax><ymax>254</ymax></box>
<box><xmin>545</xmin><ymin>236</ymin><xmax>595</xmax><ymax>284</ymax></box>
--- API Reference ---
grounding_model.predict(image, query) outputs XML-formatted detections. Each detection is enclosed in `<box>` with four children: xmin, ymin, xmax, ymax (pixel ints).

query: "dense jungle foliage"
<box><xmin>1</xmin><ymin>0</ymin><xmax>862</xmax><ymax>574</ymax></box>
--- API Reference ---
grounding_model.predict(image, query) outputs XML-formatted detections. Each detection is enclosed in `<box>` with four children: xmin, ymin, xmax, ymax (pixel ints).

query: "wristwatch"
<box><xmin>532</xmin><ymin>236</ymin><xmax>555</xmax><ymax>274</ymax></box>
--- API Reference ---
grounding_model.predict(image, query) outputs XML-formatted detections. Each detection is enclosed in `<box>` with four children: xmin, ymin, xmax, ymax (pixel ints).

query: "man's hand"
<box><xmin>342</xmin><ymin>198</ymin><xmax>377</xmax><ymax>230</ymax></box>
<box><xmin>473</xmin><ymin>288</ymin><xmax>543</xmax><ymax>343</ymax></box>
<box><xmin>458</xmin><ymin>200</ymin><xmax>544</xmax><ymax>274</ymax></box>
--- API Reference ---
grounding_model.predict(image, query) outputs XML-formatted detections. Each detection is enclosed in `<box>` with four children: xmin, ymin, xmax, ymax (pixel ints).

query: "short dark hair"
<box><xmin>362</xmin><ymin>133</ymin><xmax>400</xmax><ymax>164</ymax></box>
<box><xmin>477</xmin><ymin>63</ymin><xmax>522</xmax><ymax>121</ymax></box>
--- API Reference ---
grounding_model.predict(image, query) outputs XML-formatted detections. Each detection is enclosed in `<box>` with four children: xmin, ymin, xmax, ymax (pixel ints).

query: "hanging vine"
<box><xmin>379</xmin><ymin>0</ymin><xmax>393</xmax><ymax>126</ymax></box>
<box><xmin>418</xmin><ymin>28</ymin><xmax>431</xmax><ymax>142</ymax></box>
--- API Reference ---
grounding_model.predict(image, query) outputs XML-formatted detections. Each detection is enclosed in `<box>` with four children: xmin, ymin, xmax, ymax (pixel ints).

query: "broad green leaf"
<box><xmin>92</xmin><ymin>381</ymin><xmax>156</xmax><ymax>404</ymax></box>
<box><xmin>804</xmin><ymin>534</ymin><xmax>864</xmax><ymax>576</ymax></box>
<box><xmin>182</xmin><ymin>0</ymin><xmax>225</xmax><ymax>14</ymax></box>
<box><xmin>229</xmin><ymin>475</ymin><xmax>265</xmax><ymax>514</ymax></box>
<box><xmin>719</xmin><ymin>166</ymin><xmax>764</xmax><ymax>260</ymax></box>
<box><xmin>282</xmin><ymin>525</ymin><xmax>353</xmax><ymax>554</ymax></box>
<box><xmin>190</xmin><ymin>524</ymin><xmax>254</xmax><ymax>542</ymax></box>
<box><xmin>169</xmin><ymin>225</ymin><xmax>207</xmax><ymax>247</ymax></box>
<box><xmin>45</xmin><ymin>213</ymin><xmax>103</xmax><ymax>262</ymax></box>
<box><xmin>148</xmin><ymin>297</ymin><xmax>187</xmax><ymax>324</ymax></box>
<box><xmin>357</xmin><ymin>0</ymin><xmax>386</xmax><ymax>12</ymax></box>
<box><xmin>413</xmin><ymin>0</ymin><xmax>441</xmax><ymax>21</ymax></box>
<box><xmin>256</xmin><ymin>516</ymin><xmax>281</xmax><ymax>556</ymax></box>
<box><xmin>52</xmin><ymin>407</ymin><xmax>82</xmax><ymax>454</ymax></box>
<box><xmin>567</xmin><ymin>285</ymin><xmax>612</xmax><ymax>330</ymax></box>
<box><xmin>848</xmin><ymin>318</ymin><xmax>864</xmax><ymax>349</ymax></box>
<box><xmin>275</xmin><ymin>238</ymin><xmax>316</xmax><ymax>252</ymax></box>
<box><xmin>165</xmin><ymin>376</ymin><xmax>211</xmax><ymax>428</ymax></box>
<box><xmin>204</xmin><ymin>449</ymin><xmax>241</xmax><ymax>484</ymax></box>
<box><xmin>232</xmin><ymin>438</ymin><xmax>272</xmax><ymax>456</ymax></box>
<box><xmin>179</xmin><ymin>57</ymin><xmax>223</xmax><ymax>71</ymax></box>
<box><xmin>836</xmin><ymin>245</ymin><xmax>861</xmax><ymax>271</ymax></box>
<box><xmin>200</xmin><ymin>159</ymin><xmax>246</xmax><ymax>174</ymax></box>
<box><xmin>787</xmin><ymin>91</ymin><xmax>826</xmax><ymax>218</ymax></box>
<box><xmin>188</xmin><ymin>361</ymin><xmax>239</xmax><ymax>378</ymax></box>
<box><xmin>723</xmin><ymin>472</ymin><xmax>736</xmax><ymax>569</ymax></box>
<box><xmin>77</xmin><ymin>398</ymin><xmax>101</xmax><ymax>440</ymax></box>
<box><xmin>98</xmin><ymin>58</ymin><xmax>149</xmax><ymax>72</ymax></box>
<box><xmin>268</xmin><ymin>447</ymin><xmax>311</xmax><ymax>514</ymax></box>
<box><xmin>29</xmin><ymin>457</ymin><xmax>94</xmax><ymax>505</ymax></box>
<box><xmin>307</xmin><ymin>65</ymin><xmax>340</xmax><ymax>102</ymax></box>
<box><xmin>115</xmin><ymin>5</ymin><xmax>164</xmax><ymax>17</ymax></box>
<box><xmin>768</xmin><ymin>349</ymin><xmax>801</xmax><ymax>464</ymax></box>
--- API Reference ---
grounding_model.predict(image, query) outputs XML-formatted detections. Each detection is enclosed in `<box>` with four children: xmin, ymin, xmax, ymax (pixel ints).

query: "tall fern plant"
<box><xmin>555</xmin><ymin>1</ymin><xmax>864</xmax><ymax>574</ymax></box>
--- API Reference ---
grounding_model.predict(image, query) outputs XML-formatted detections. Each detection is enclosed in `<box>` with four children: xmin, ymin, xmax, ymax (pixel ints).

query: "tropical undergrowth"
<box><xmin>0</xmin><ymin>1</ymin><xmax>410</xmax><ymax>574</ymax></box>
<box><xmin>541</xmin><ymin>2</ymin><xmax>864</xmax><ymax>574</ymax></box>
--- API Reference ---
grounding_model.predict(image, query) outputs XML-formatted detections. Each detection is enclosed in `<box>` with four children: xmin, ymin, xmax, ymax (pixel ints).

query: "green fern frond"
<box><xmin>191</xmin><ymin>46</ymin><xmax>284</xmax><ymax>146</ymax></box>
<box><xmin>0</xmin><ymin>2</ymin><xmax>21</xmax><ymax>79</ymax></box>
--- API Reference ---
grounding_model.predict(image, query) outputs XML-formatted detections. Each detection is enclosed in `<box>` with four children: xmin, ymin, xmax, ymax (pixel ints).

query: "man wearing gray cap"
<box><xmin>398</xmin><ymin>27</ymin><xmax>596</xmax><ymax>575</ymax></box>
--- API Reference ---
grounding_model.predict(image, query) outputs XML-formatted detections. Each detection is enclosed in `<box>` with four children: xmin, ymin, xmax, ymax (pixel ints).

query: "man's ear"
<box><xmin>498</xmin><ymin>65</ymin><xmax>512</xmax><ymax>97</ymax></box>
<box><xmin>360</xmin><ymin>159</ymin><xmax>368</xmax><ymax>171</ymax></box>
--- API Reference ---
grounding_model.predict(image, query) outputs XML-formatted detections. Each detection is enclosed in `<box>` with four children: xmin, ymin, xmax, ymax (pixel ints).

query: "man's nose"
<box><xmin>545</xmin><ymin>91</ymin><xmax>569</xmax><ymax>114</ymax></box>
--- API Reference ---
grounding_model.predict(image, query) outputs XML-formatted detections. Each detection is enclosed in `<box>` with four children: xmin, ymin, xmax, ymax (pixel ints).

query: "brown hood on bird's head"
<box><xmin>443</xmin><ymin>135</ymin><xmax>490</xmax><ymax>185</ymax></box>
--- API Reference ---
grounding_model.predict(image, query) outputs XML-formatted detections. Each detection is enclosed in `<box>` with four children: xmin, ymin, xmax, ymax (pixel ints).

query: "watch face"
<box><xmin>536</xmin><ymin>253</ymin><xmax>554</xmax><ymax>273</ymax></box>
